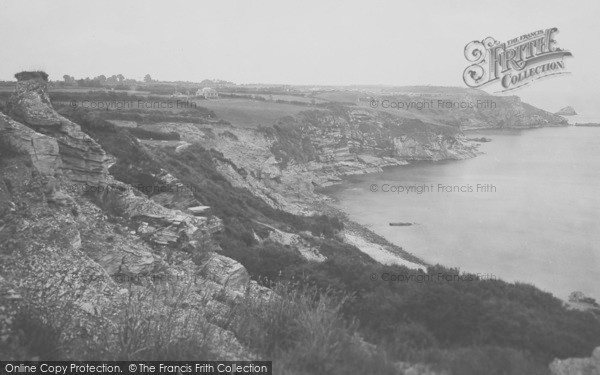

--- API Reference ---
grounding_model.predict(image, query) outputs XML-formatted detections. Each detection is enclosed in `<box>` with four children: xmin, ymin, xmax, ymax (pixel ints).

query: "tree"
<box><xmin>63</xmin><ymin>75</ymin><xmax>75</xmax><ymax>85</ymax></box>
<box><xmin>144</xmin><ymin>74</ymin><xmax>152</xmax><ymax>83</ymax></box>
<box><xmin>116</xmin><ymin>74</ymin><xmax>125</xmax><ymax>83</ymax></box>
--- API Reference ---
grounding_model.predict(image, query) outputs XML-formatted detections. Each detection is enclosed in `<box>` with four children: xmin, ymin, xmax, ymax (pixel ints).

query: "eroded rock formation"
<box><xmin>0</xmin><ymin>112</ymin><xmax>60</xmax><ymax>176</ymax></box>
<box><xmin>7</xmin><ymin>76</ymin><xmax>111</xmax><ymax>183</ymax></box>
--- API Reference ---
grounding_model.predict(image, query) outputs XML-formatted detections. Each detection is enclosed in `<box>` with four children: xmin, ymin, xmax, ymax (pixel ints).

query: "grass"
<box><xmin>14</xmin><ymin>279</ymin><xmax>220</xmax><ymax>361</ymax></box>
<box><xmin>198</xmin><ymin>98</ymin><xmax>306</xmax><ymax>128</ymax></box>
<box><xmin>222</xmin><ymin>283</ymin><xmax>400</xmax><ymax>374</ymax></box>
<box><xmin>12</xmin><ymin>277</ymin><xmax>402</xmax><ymax>374</ymax></box>
<box><xmin>106</xmin><ymin>282</ymin><xmax>216</xmax><ymax>360</ymax></box>
<box><xmin>313</xmin><ymin>91</ymin><xmax>362</xmax><ymax>104</ymax></box>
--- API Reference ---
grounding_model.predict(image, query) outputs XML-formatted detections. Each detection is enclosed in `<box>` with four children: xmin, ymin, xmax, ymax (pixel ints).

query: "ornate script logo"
<box><xmin>463</xmin><ymin>28</ymin><xmax>572</xmax><ymax>92</ymax></box>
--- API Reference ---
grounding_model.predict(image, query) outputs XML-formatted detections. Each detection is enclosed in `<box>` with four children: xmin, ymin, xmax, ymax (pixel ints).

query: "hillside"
<box><xmin>1</xmin><ymin>73</ymin><xmax>598</xmax><ymax>374</ymax></box>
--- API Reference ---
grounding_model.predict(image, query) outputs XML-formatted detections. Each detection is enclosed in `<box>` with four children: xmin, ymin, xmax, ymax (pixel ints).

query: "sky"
<box><xmin>0</xmin><ymin>0</ymin><xmax>598</xmax><ymax>113</ymax></box>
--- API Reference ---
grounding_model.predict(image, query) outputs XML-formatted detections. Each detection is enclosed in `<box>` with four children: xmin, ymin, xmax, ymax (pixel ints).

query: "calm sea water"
<box><xmin>327</xmin><ymin>126</ymin><xmax>600</xmax><ymax>300</ymax></box>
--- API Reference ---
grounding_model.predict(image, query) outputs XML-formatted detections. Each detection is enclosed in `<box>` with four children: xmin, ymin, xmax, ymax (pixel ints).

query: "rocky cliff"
<box><xmin>6</xmin><ymin>76</ymin><xmax>111</xmax><ymax>183</ymax></box>
<box><xmin>141</xmin><ymin>105</ymin><xmax>481</xmax><ymax>214</ymax></box>
<box><xmin>0</xmin><ymin>74</ymin><xmax>269</xmax><ymax>360</ymax></box>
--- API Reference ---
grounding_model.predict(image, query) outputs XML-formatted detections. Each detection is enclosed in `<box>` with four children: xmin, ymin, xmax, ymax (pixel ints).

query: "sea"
<box><xmin>327</xmin><ymin>116</ymin><xmax>600</xmax><ymax>300</ymax></box>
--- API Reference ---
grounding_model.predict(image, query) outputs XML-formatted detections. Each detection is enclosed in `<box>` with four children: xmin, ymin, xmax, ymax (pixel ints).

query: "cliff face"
<box><xmin>372</xmin><ymin>91</ymin><xmax>568</xmax><ymax>130</ymax></box>
<box><xmin>143</xmin><ymin>105</ymin><xmax>480</xmax><ymax>213</ymax></box>
<box><xmin>7</xmin><ymin>78</ymin><xmax>111</xmax><ymax>183</ymax></box>
<box><xmin>132</xmin><ymin>88</ymin><xmax>568</xmax><ymax>216</ymax></box>
<box><xmin>297</xmin><ymin>108</ymin><xmax>479</xmax><ymax>162</ymax></box>
<box><xmin>0</xmin><ymin>75</ymin><xmax>268</xmax><ymax>360</ymax></box>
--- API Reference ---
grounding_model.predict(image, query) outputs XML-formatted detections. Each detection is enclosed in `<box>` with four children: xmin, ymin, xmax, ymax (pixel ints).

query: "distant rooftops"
<box><xmin>196</xmin><ymin>87</ymin><xmax>219</xmax><ymax>99</ymax></box>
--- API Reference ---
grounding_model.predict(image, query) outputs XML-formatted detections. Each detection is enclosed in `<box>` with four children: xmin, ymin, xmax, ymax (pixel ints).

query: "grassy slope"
<box><xmin>197</xmin><ymin>98</ymin><xmax>306</xmax><ymax>128</ymax></box>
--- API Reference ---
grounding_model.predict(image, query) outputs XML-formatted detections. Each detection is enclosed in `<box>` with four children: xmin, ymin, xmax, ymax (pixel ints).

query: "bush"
<box><xmin>423</xmin><ymin>346</ymin><xmax>549</xmax><ymax>375</ymax></box>
<box><xmin>105</xmin><ymin>283</ymin><xmax>216</xmax><ymax>360</ymax></box>
<box><xmin>15</xmin><ymin>71</ymin><xmax>48</xmax><ymax>82</ymax></box>
<box><xmin>13</xmin><ymin>304</ymin><xmax>65</xmax><ymax>359</ymax></box>
<box><xmin>225</xmin><ymin>283</ymin><xmax>399</xmax><ymax>375</ymax></box>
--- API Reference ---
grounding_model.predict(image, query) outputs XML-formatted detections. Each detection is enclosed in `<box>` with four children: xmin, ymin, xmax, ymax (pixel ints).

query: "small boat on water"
<box><xmin>389</xmin><ymin>222</ymin><xmax>413</xmax><ymax>227</ymax></box>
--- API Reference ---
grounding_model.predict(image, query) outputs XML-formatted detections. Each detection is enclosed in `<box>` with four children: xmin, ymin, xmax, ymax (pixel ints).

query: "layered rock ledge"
<box><xmin>7</xmin><ymin>76</ymin><xmax>111</xmax><ymax>183</ymax></box>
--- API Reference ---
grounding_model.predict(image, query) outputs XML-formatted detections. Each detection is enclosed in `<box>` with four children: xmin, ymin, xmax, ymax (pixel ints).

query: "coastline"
<box><xmin>313</xmin><ymin>123</ymin><xmax>599</xmax><ymax>303</ymax></box>
<box><xmin>314</xmin><ymin>199</ymin><xmax>428</xmax><ymax>268</ymax></box>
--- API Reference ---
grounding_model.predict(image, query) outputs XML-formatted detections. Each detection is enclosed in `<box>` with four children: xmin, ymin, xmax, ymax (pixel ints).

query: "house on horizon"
<box><xmin>170</xmin><ymin>91</ymin><xmax>188</xmax><ymax>99</ymax></box>
<box><xmin>196</xmin><ymin>87</ymin><xmax>219</xmax><ymax>99</ymax></box>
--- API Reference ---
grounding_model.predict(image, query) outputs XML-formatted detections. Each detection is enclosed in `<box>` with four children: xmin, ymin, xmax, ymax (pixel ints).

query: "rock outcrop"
<box><xmin>266</xmin><ymin>227</ymin><xmax>326</xmax><ymax>262</ymax></box>
<box><xmin>0</xmin><ymin>132</ymin><xmax>255</xmax><ymax>361</ymax></box>
<box><xmin>555</xmin><ymin>106</ymin><xmax>578</xmax><ymax>116</ymax></box>
<box><xmin>147</xmin><ymin>169</ymin><xmax>200</xmax><ymax>210</ymax></box>
<box><xmin>0</xmin><ymin>112</ymin><xmax>60</xmax><ymax>176</ymax></box>
<box><xmin>550</xmin><ymin>347</ymin><xmax>600</xmax><ymax>375</ymax></box>
<box><xmin>567</xmin><ymin>291</ymin><xmax>600</xmax><ymax>313</ymax></box>
<box><xmin>89</xmin><ymin>180</ymin><xmax>222</xmax><ymax>246</ymax></box>
<box><xmin>6</xmin><ymin>76</ymin><xmax>111</xmax><ymax>183</ymax></box>
<box><xmin>199</xmin><ymin>253</ymin><xmax>251</xmax><ymax>293</ymax></box>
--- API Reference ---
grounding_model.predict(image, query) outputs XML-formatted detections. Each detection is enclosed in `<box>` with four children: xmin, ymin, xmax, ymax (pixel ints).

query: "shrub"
<box><xmin>106</xmin><ymin>283</ymin><xmax>216</xmax><ymax>360</ymax></box>
<box><xmin>224</xmin><ymin>283</ymin><xmax>399</xmax><ymax>374</ymax></box>
<box><xmin>15</xmin><ymin>71</ymin><xmax>49</xmax><ymax>82</ymax></box>
<box><xmin>423</xmin><ymin>346</ymin><xmax>549</xmax><ymax>375</ymax></box>
<box><xmin>13</xmin><ymin>304</ymin><xmax>66</xmax><ymax>359</ymax></box>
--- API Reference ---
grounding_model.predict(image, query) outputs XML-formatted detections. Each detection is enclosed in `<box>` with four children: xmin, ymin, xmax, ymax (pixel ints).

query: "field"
<box><xmin>0</xmin><ymin>83</ymin><xmax>310</xmax><ymax>130</ymax></box>
<box><xmin>314</xmin><ymin>90</ymin><xmax>363</xmax><ymax>103</ymax></box>
<box><xmin>221</xmin><ymin>92</ymin><xmax>328</xmax><ymax>104</ymax></box>
<box><xmin>198</xmin><ymin>98</ymin><xmax>307</xmax><ymax>128</ymax></box>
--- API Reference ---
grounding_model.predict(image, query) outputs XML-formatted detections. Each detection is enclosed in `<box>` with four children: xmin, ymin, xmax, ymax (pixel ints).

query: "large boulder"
<box><xmin>200</xmin><ymin>253</ymin><xmax>250</xmax><ymax>292</ymax></box>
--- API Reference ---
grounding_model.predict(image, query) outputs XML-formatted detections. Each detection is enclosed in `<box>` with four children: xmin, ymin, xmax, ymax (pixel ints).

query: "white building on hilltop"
<box><xmin>196</xmin><ymin>87</ymin><xmax>219</xmax><ymax>99</ymax></box>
